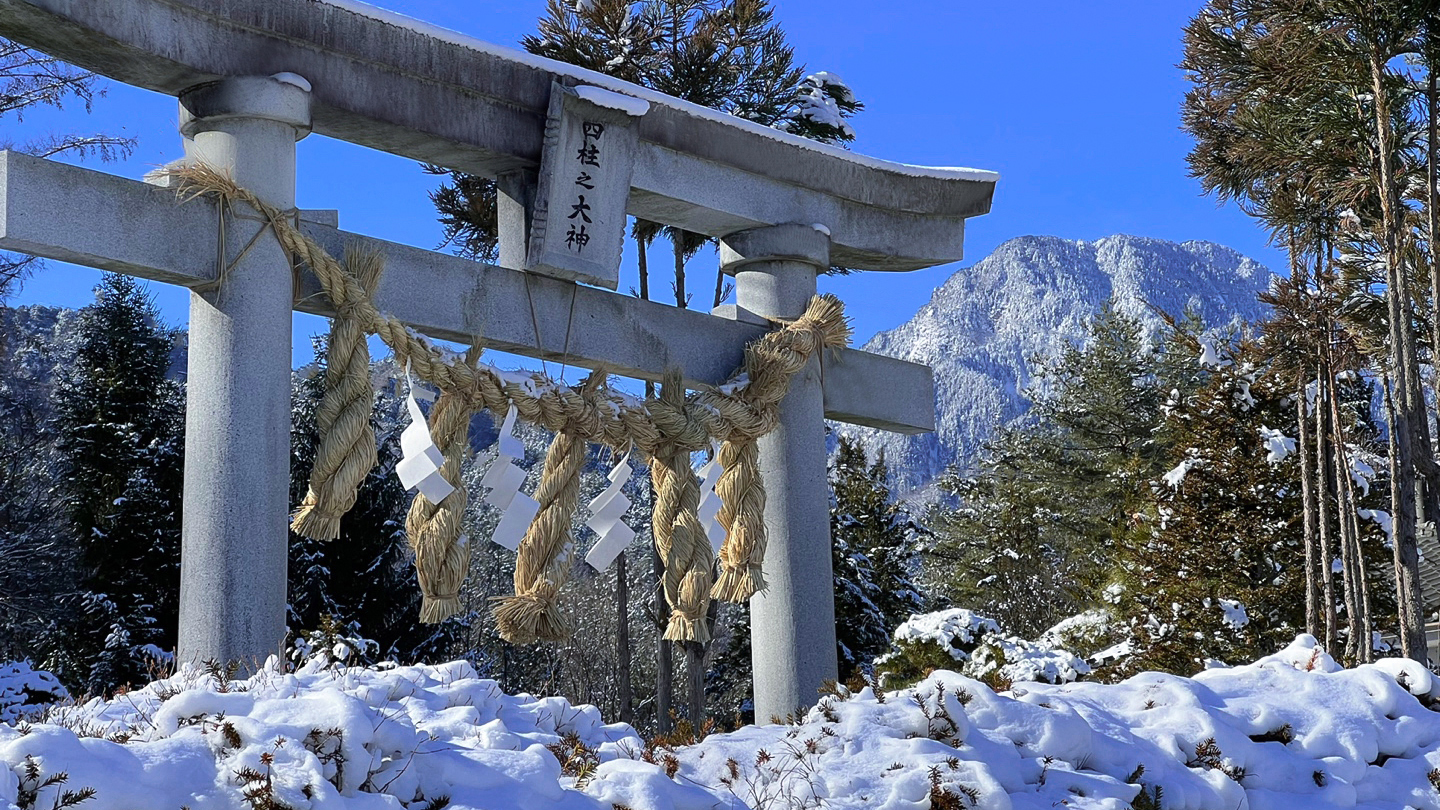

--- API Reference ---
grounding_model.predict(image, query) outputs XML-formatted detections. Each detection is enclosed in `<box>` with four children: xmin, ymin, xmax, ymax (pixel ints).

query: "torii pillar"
<box><xmin>175</xmin><ymin>76</ymin><xmax>312</xmax><ymax>668</ymax></box>
<box><xmin>721</xmin><ymin>224</ymin><xmax>836</xmax><ymax>722</ymax></box>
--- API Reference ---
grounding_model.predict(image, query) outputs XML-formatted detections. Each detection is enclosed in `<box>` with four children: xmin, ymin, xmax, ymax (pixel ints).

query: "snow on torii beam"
<box><xmin>0</xmin><ymin>150</ymin><xmax>935</xmax><ymax>434</ymax></box>
<box><xmin>0</xmin><ymin>0</ymin><xmax>996</xmax><ymax>273</ymax></box>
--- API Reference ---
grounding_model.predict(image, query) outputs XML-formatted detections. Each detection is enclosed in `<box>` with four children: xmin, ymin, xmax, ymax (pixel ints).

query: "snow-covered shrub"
<box><xmin>0</xmin><ymin>661</ymin><xmax>68</xmax><ymax>723</ymax></box>
<box><xmin>1037</xmin><ymin>609</ymin><xmax>1122</xmax><ymax>659</ymax></box>
<box><xmin>967</xmin><ymin>635</ymin><xmax>1092</xmax><ymax>687</ymax></box>
<box><xmin>875</xmin><ymin>608</ymin><xmax>1090</xmax><ymax>689</ymax></box>
<box><xmin>287</xmin><ymin>615</ymin><xmax>379</xmax><ymax>669</ymax></box>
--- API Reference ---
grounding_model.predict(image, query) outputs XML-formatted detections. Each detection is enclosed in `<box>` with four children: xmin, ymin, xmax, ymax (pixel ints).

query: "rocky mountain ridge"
<box><xmin>836</xmin><ymin>234</ymin><xmax>1274</xmax><ymax>495</ymax></box>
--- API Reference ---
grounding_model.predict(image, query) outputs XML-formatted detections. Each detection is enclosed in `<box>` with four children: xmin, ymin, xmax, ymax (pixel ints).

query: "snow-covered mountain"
<box><xmin>838</xmin><ymin>234</ymin><xmax>1274</xmax><ymax>495</ymax></box>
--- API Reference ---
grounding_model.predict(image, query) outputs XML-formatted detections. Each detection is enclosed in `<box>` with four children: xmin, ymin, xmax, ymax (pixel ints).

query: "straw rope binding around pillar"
<box><xmin>492</xmin><ymin>370</ymin><xmax>606</xmax><ymax>644</ymax></box>
<box><xmin>168</xmin><ymin>165</ymin><xmax>851</xmax><ymax>633</ymax></box>
<box><xmin>703</xmin><ymin>294</ymin><xmax>850</xmax><ymax>602</ymax></box>
<box><xmin>290</xmin><ymin>249</ymin><xmax>384</xmax><ymax>540</ymax></box>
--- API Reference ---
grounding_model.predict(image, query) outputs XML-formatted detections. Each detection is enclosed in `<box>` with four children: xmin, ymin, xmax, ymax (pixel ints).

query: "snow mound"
<box><xmin>673</xmin><ymin>635</ymin><xmax>1440</xmax><ymax>809</ymax></box>
<box><xmin>7</xmin><ymin>637</ymin><xmax>1440</xmax><ymax>809</ymax></box>
<box><xmin>0</xmin><ymin>658</ymin><xmax>711</xmax><ymax>810</ymax></box>
<box><xmin>0</xmin><ymin>662</ymin><xmax>67</xmax><ymax>724</ymax></box>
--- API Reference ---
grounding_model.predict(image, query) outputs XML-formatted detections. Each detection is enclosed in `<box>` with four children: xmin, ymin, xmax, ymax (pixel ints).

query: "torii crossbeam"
<box><xmin>0</xmin><ymin>0</ymin><xmax>996</xmax><ymax>721</ymax></box>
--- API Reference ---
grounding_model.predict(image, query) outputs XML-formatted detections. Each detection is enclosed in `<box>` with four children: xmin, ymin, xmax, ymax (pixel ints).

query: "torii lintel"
<box><xmin>0</xmin><ymin>0</ymin><xmax>997</xmax><ymax>272</ymax></box>
<box><xmin>0</xmin><ymin>150</ymin><xmax>936</xmax><ymax>434</ymax></box>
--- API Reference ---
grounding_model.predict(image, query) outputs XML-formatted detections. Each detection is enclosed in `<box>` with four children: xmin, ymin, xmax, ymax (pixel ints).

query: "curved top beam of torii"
<box><xmin>0</xmin><ymin>0</ymin><xmax>996</xmax><ymax>272</ymax></box>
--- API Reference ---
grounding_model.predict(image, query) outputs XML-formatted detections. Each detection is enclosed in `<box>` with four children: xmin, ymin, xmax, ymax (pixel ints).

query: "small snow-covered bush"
<box><xmin>875</xmin><ymin>608</ymin><xmax>1091</xmax><ymax>689</ymax></box>
<box><xmin>0</xmin><ymin>661</ymin><xmax>67</xmax><ymax>723</ymax></box>
<box><xmin>967</xmin><ymin>635</ymin><xmax>1091</xmax><ymax>687</ymax></box>
<box><xmin>1037</xmin><ymin>609</ymin><xmax>1121</xmax><ymax>658</ymax></box>
<box><xmin>287</xmin><ymin>615</ymin><xmax>379</xmax><ymax>669</ymax></box>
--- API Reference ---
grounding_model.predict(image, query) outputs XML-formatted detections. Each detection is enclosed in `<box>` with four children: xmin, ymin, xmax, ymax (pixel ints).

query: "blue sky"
<box><xmin>8</xmin><ymin>0</ymin><xmax>1282</xmax><ymax>363</ymax></box>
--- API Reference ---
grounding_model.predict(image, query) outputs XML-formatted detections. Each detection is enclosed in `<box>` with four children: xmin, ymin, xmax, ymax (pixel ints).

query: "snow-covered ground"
<box><xmin>4</xmin><ymin>636</ymin><xmax>1440</xmax><ymax>809</ymax></box>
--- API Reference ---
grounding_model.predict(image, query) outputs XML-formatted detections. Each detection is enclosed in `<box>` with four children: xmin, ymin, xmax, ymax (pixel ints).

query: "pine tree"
<box><xmin>830</xmin><ymin>436</ymin><xmax>921</xmax><ymax>675</ymax></box>
<box><xmin>432</xmin><ymin>0</ymin><xmax>864</xmax><ymax>305</ymax></box>
<box><xmin>1105</xmin><ymin>327</ymin><xmax>1322</xmax><ymax>676</ymax></box>
<box><xmin>47</xmin><ymin>274</ymin><xmax>183</xmax><ymax>693</ymax></box>
<box><xmin>1181</xmin><ymin>0</ymin><xmax>1435</xmax><ymax>662</ymax></box>
<box><xmin>924</xmin><ymin>447</ymin><xmax>1072</xmax><ymax>639</ymax></box>
<box><xmin>0</xmin><ymin>306</ymin><xmax>81</xmax><ymax>661</ymax></box>
<box><xmin>925</xmin><ymin>302</ymin><xmax>1178</xmax><ymax>637</ymax></box>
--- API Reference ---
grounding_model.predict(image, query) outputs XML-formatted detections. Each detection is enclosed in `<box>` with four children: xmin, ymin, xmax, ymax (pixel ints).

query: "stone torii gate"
<box><xmin>0</xmin><ymin>0</ymin><xmax>996</xmax><ymax>720</ymax></box>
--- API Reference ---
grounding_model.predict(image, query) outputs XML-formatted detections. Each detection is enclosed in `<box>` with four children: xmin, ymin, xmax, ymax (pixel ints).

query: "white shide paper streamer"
<box><xmin>395</xmin><ymin>365</ymin><xmax>456</xmax><ymax>504</ymax></box>
<box><xmin>480</xmin><ymin>406</ymin><xmax>540</xmax><ymax>551</ymax></box>
<box><xmin>696</xmin><ymin>443</ymin><xmax>726</xmax><ymax>553</ymax></box>
<box><xmin>584</xmin><ymin>452</ymin><xmax>636</xmax><ymax>571</ymax></box>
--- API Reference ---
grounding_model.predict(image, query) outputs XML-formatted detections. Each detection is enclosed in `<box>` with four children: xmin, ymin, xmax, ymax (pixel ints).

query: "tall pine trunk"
<box><xmin>1327</xmin><ymin>364</ymin><xmax>1362</xmax><ymax>663</ymax></box>
<box><xmin>638</xmin><ymin>230</ymin><xmax>650</xmax><ymax>302</ymax></box>
<box><xmin>616</xmin><ymin>551</ymin><xmax>632</xmax><ymax>724</ymax></box>
<box><xmin>1384</xmin><ymin>374</ymin><xmax>1421</xmax><ymax>659</ymax></box>
<box><xmin>654</xmin><ymin>551</ymin><xmax>674</xmax><ymax>733</ymax></box>
<box><xmin>1291</xmin><ymin>237</ymin><xmax>1321</xmax><ymax>638</ymax></box>
<box><xmin>1315</xmin><ymin>368</ymin><xmax>1338</xmax><ymax>654</ymax></box>
<box><xmin>686</xmin><ymin>643</ymin><xmax>705</xmax><ymax>728</ymax></box>
<box><xmin>637</xmin><ymin>228</ymin><xmax>674</xmax><ymax>732</ymax></box>
<box><xmin>1329</xmin><ymin>372</ymin><xmax>1374</xmax><ymax>663</ymax></box>
<box><xmin>1428</xmin><ymin>68</ymin><xmax>1440</xmax><ymax>391</ymax></box>
<box><xmin>1371</xmin><ymin>54</ymin><xmax>1428</xmax><ymax>663</ymax></box>
<box><xmin>673</xmin><ymin>235</ymin><xmax>687</xmax><ymax>310</ymax></box>
<box><xmin>1299</xmin><ymin>386</ymin><xmax>1320</xmax><ymax>638</ymax></box>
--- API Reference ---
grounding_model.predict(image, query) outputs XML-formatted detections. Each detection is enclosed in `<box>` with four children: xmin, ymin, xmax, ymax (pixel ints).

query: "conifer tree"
<box><xmin>1105</xmin><ymin>328</ymin><xmax>1319</xmax><ymax>676</ymax></box>
<box><xmin>0</xmin><ymin>306</ymin><xmax>82</xmax><ymax>661</ymax></box>
<box><xmin>925</xmin><ymin>447</ymin><xmax>1071</xmax><ymax>639</ymax></box>
<box><xmin>925</xmin><ymin>302</ymin><xmax>1179</xmax><ymax>637</ymax></box>
<box><xmin>432</xmin><ymin>0</ymin><xmax>863</xmax><ymax>305</ymax></box>
<box><xmin>1182</xmin><ymin>0</ymin><xmax>1435</xmax><ymax>661</ymax></box>
<box><xmin>830</xmin><ymin>436</ymin><xmax>921</xmax><ymax>675</ymax></box>
<box><xmin>47</xmin><ymin>273</ymin><xmax>182</xmax><ymax>693</ymax></box>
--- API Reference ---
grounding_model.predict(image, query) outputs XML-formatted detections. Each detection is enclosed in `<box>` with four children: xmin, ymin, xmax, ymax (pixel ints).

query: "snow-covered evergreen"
<box><xmin>45</xmin><ymin>275</ymin><xmax>184</xmax><ymax>694</ymax></box>
<box><xmin>0</xmin><ymin>305</ymin><xmax>83</xmax><ymax>662</ymax></box>
<box><xmin>830</xmin><ymin>436</ymin><xmax>923</xmax><ymax>676</ymax></box>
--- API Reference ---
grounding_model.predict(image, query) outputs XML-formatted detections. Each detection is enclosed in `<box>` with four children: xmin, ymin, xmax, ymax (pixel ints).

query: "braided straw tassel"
<box><xmin>407</xmin><ymin>349</ymin><xmax>481</xmax><ymax>623</ymax></box>
<box><xmin>712</xmin><ymin>438</ymin><xmax>766</xmax><ymax>600</ymax></box>
<box><xmin>651</xmin><ymin>373</ymin><xmax>715</xmax><ymax>644</ymax></box>
<box><xmin>290</xmin><ymin>250</ymin><xmax>384</xmax><ymax>541</ymax></box>
<box><xmin>492</xmin><ymin>371</ymin><xmax>607</xmax><ymax>644</ymax></box>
